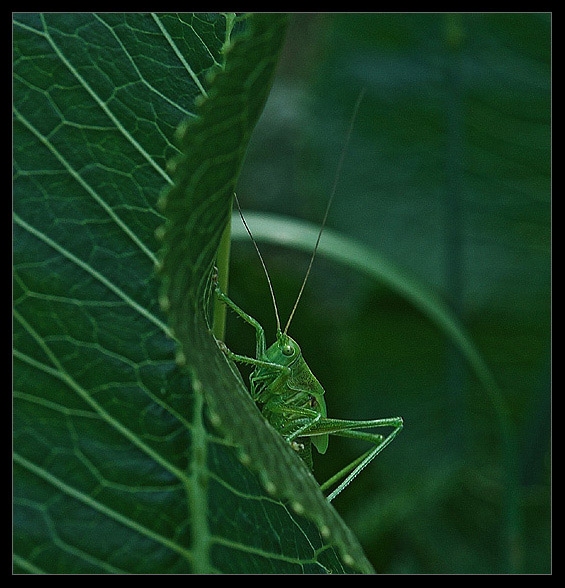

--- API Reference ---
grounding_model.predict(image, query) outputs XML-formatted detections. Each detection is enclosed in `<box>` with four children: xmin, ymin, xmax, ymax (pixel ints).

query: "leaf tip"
<box><xmin>263</xmin><ymin>479</ymin><xmax>277</xmax><ymax>496</ymax></box>
<box><xmin>291</xmin><ymin>501</ymin><xmax>305</xmax><ymax>515</ymax></box>
<box><xmin>159</xmin><ymin>294</ymin><xmax>170</xmax><ymax>312</ymax></box>
<box><xmin>156</xmin><ymin>193</ymin><xmax>168</xmax><ymax>212</ymax></box>
<box><xmin>194</xmin><ymin>93</ymin><xmax>207</xmax><ymax>109</ymax></box>
<box><xmin>154</xmin><ymin>225</ymin><xmax>166</xmax><ymax>243</ymax></box>
<box><xmin>205</xmin><ymin>69</ymin><xmax>217</xmax><ymax>86</ymax></box>
<box><xmin>238</xmin><ymin>449</ymin><xmax>251</xmax><ymax>466</ymax></box>
<box><xmin>209</xmin><ymin>411</ymin><xmax>222</xmax><ymax>429</ymax></box>
<box><xmin>342</xmin><ymin>553</ymin><xmax>356</xmax><ymax>569</ymax></box>
<box><xmin>173</xmin><ymin>119</ymin><xmax>191</xmax><ymax>146</ymax></box>
<box><xmin>174</xmin><ymin>349</ymin><xmax>186</xmax><ymax>367</ymax></box>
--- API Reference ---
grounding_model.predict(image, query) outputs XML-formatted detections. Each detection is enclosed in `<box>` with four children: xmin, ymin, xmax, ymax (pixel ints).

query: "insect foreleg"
<box><xmin>213</xmin><ymin>270</ymin><xmax>266</xmax><ymax>357</ymax></box>
<box><xmin>217</xmin><ymin>340</ymin><xmax>290</xmax><ymax>373</ymax></box>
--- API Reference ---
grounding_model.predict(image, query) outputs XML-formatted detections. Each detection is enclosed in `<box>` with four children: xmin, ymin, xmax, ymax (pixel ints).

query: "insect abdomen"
<box><xmin>294</xmin><ymin>438</ymin><xmax>313</xmax><ymax>470</ymax></box>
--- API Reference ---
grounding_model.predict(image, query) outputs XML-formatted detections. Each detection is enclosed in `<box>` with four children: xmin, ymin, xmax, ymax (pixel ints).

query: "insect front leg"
<box><xmin>217</xmin><ymin>339</ymin><xmax>290</xmax><ymax>374</ymax></box>
<box><xmin>213</xmin><ymin>266</ymin><xmax>266</xmax><ymax>357</ymax></box>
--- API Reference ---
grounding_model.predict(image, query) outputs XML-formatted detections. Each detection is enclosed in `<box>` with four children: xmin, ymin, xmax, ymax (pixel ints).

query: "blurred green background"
<box><xmin>226</xmin><ymin>13</ymin><xmax>551</xmax><ymax>573</ymax></box>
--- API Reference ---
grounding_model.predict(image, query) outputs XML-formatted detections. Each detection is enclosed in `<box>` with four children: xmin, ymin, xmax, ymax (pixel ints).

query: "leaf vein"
<box><xmin>13</xmin><ymin>212</ymin><xmax>169</xmax><ymax>335</ymax></box>
<box><xmin>13</xmin><ymin>309</ymin><xmax>188</xmax><ymax>484</ymax></box>
<box><xmin>38</xmin><ymin>13</ymin><xmax>171</xmax><ymax>185</ymax></box>
<box><xmin>151</xmin><ymin>13</ymin><xmax>209</xmax><ymax>99</ymax></box>
<box><xmin>14</xmin><ymin>452</ymin><xmax>193</xmax><ymax>565</ymax></box>
<box><xmin>13</xmin><ymin>106</ymin><xmax>158</xmax><ymax>265</ymax></box>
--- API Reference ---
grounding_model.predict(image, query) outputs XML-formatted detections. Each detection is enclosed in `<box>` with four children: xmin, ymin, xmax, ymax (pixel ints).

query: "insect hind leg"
<box><xmin>303</xmin><ymin>415</ymin><xmax>404</xmax><ymax>502</ymax></box>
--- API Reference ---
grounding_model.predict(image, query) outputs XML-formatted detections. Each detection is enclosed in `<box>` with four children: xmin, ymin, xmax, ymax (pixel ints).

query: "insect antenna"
<box><xmin>233</xmin><ymin>192</ymin><xmax>282</xmax><ymax>333</ymax></box>
<box><xmin>283</xmin><ymin>88</ymin><xmax>366</xmax><ymax>336</ymax></box>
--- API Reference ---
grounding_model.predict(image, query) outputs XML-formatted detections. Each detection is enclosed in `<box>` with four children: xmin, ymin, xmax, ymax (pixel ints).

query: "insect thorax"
<box><xmin>249</xmin><ymin>345</ymin><xmax>327</xmax><ymax>458</ymax></box>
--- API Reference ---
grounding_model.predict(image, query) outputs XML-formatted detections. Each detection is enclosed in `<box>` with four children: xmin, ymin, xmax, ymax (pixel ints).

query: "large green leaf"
<box><xmin>156</xmin><ymin>12</ymin><xmax>372</xmax><ymax>573</ymax></box>
<box><xmin>13</xmin><ymin>12</ymin><xmax>372</xmax><ymax>574</ymax></box>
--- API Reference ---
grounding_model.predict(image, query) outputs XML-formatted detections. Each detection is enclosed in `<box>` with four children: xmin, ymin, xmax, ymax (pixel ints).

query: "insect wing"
<box><xmin>311</xmin><ymin>392</ymin><xmax>329</xmax><ymax>454</ymax></box>
<box><xmin>312</xmin><ymin>432</ymin><xmax>329</xmax><ymax>455</ymax></box>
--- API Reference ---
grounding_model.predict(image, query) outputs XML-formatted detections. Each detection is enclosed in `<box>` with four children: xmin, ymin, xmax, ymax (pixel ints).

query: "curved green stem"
<box><xmin>212</xmin><ymin>199</ymin><xmax>232</xmax><ymax>341</ymax></box>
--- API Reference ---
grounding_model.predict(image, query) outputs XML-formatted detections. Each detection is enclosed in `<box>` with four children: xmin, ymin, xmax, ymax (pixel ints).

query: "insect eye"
<box><xmin>282</xmin><ymin>344</ymin><xmax>294</xmax><ymax>356</ymax></box>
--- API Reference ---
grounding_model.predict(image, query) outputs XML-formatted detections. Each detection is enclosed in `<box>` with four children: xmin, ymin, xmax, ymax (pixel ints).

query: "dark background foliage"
<box><xmin>228</xmin><ymin>13</ymin><xmax>550</xmax><ymax>573</ymax></box>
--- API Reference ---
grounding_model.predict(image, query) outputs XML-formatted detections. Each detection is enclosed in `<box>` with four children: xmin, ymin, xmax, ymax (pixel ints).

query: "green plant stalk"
<box><xmin>212</xmin><ymin>197</ymin><xmax>233</xmax><ymax>341</ymax></box>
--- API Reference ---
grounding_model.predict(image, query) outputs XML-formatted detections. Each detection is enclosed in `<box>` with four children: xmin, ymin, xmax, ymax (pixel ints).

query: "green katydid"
<box><xmin>214</xmin><ymin>91</ymin><xmax>403</xmax><ymax>502</ymax></box>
